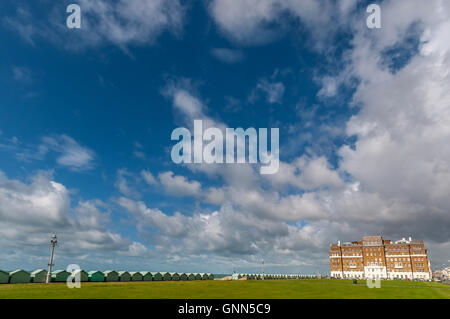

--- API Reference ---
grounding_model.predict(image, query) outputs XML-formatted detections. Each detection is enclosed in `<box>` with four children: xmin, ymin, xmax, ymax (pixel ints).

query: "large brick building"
<box><xmin>329</xmin><ymin>236</ymin><xmax>432</xmax><ymax>280</ymax></box>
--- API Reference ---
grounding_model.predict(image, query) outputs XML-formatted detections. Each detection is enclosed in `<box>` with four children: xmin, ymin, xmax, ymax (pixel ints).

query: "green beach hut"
<box><xmin>73</xmin><ymin>270</ymin><xmax>89</xmax><ymax>282</ymax></box>
<box><xmin>151</xmin><ymin>272</ymin><xmax>162</xmax><ymax>281</ymax></box>
<box><xmin>130</xmin><ymin>272</ymin><xmax>143</xmax><ymax>281</ymax></box>
<box><xmin>140</xmin><ymin>272</ymin><xmax>153</xmax><ymax>281</ymax></box>
<box><xmin>31</xmin><ymin>269</ymin><xmax>47</xmax><ymax>283</ymax></box>
<box><xmin>170</xmin><ymin>272</ymin><xmax>180</xmax><ymax>281</ymax></box>
<box><xmin>118</xmin><ymin>271</ymin><xmax>131</xmax><ymax>282</ymax></box>
<box><xmin>9</xmin><ymin>270</ymin><xmax>31</xmax><ymax>284</ymax></box>
<box><xmin>103</xmin><ymin>270</ymin><xmax>118</xmax><ymax>282</ymax></box>
<box><xmin>187</xmin><ymin>273</ymin><xmax>196</xmax><ymax>281</ymax></box>
<box><xmin>0</xmin><ymin>270</ymin><xmax>9</xmax><ymax>284</ymax></box>
<box><xmin>88</xmin><ymin>271</ymin><xmax>105</xmax><ymax>282</ymax></box>
<box><xmin>208</xmin><ymin>273</ymin><xmax>214</xmax><ymax>280</ymax></box>
<box><xmin>179</xmin><ymin>273</ymin><xmax>188</xmax><ymax>281</ymax></box>
<box><xmin>201</xmin><ymin>273</ymin><xmax>209</xmax><ymax>280</ymax></box>
<box><xmin>51</xmin><ymin>270</ymin><xmax>70</xmax><ymax>282</ymax></box>
<box><xmin>162</xmin><ymin>272</ymin><xmax>172</xmax><ymax>281</ymax></box>
<box><xmin>195</xmin><ymin>273</ymin><xmax>202</xmax><ymax>280</ymax></box>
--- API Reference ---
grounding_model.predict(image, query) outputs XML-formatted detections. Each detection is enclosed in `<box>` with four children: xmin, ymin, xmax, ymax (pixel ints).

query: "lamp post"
<box><xmin>262</xmin><ymin>259</ymin><xmax>264</xmax><ymax>280</ymax></box>
<box><xmin>45</xmin><ymin>235</ymin><xmax>57</xmax><ymax>284</ymax></box>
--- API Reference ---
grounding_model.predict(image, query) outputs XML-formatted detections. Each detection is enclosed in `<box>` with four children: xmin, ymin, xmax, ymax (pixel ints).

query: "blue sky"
<box><xmin>1</xmin><ymin>0</ymin><xmax>450</xmax><ymax>274</ymax></box>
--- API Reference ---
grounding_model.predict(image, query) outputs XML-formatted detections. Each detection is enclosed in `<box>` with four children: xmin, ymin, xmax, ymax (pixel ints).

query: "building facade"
<box><xmin>329</xmin><ymin>236</ymin><xmax>432</xmax><ymax>280</ymax></box>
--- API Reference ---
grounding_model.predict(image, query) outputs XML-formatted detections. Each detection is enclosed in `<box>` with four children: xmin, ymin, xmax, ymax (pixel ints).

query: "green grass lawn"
<box><xmin>0</xmin><ymin>279</ymin><xmax>449</xmax><ymax>299</ymax></box>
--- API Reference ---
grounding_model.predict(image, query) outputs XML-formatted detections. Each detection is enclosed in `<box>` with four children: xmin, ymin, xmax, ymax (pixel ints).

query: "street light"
<box><xmin>262</xmin><ymin>259</ymin><xmax>264</xmax><ymax>281</ymax></box>
<box><xmin>45</xmin><ymin>235</ymin><xmax>57</xmax><ymax>284</ymax></box>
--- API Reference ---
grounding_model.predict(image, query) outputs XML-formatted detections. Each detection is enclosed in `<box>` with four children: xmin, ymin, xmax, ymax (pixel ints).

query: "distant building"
<box><xmin>329</xmin><ymin>236</ymin><xmax>432</xmax><ymax>280</ymax></box>
<box><xmin>443</xmin><ymin>267</ymin><xmax>450</xmax><ymax>279</ymax></box>
<box><xmin>433</xmin><ymin>270</ymin><xmax>444</xmax><ymax>281</ymax></box>
<box><xmin>433</xmin><ymin>267</ymin><xmax>450</xmax><ymax>281</ymax></box>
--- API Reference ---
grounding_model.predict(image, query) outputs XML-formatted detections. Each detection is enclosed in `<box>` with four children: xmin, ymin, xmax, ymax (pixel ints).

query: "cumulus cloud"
<box><xmin>118</xmin><ymin>197</ymin><xmax>322</xmax><ymax>257</ymax></box>
<box><xmin>265</xmin><ymin>156</ymin><xmax>343</xmax><ymax>191</ymax></box>
<box><xmin>7</xmin><ymin>134</ymin><xmax>95</xmax><ymax>171</ymax></box>
<box><xmin>141</xmin><ymin>170</ymin><xmax>158</xmax><ymax>186</ymax></box>
<box><xmin>308</xmin><ymin>0</ymin><xmax>450</xmax><ymax>266</ymax></box>
<box><xmin>148</xmin><ymin>0</ymin><xmax>450</xmax><ymax>270</ymax></box>
<box><xmin>5</xmin><ymin>0</ymin><xmax>186</xmax><ymax>50</ymax></box>
<box><xmin>158</xmin><ymin>171</ymin><xmax>202</xmax><ymax>197</ymax></box>
<box><xmin>208</xmin><ymin>0</ymin><xmax>357</xmax><ymax>48</ymax></box>
<box><xmin>162</xmin><ymin>78</ymin><xmax>227</xmax><ymax>133</ymax></box>
<box><xmin>0</xmin><ymin>170</ymin><xmax>148</xmax><ymax>269</ymax></box>
<box><xmin>115</xmin><ymin>169</ymin><xmax>141</xmax><ymax>198</ymax></box>
<box><xmin>41</xmin><ymin>135</ymin><xmax>96</xmax><ymax>171</ymax></box>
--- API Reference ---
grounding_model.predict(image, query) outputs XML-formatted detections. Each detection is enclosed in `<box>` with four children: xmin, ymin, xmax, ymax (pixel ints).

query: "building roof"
<box><xmin>9</xmin><ymin>269</ymin><xmax>29</xmax><ymax>275</ymax></box>
<box><xmin>31</xmin><ymin>269</ymin><xmax>47</xmax><ymax>275</ymax></box>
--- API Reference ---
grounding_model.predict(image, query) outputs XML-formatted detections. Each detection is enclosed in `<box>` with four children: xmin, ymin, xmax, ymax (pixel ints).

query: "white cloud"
<box><xmin>162</xmin><ymin>78</ymin><xmax>226</xmax><ymax>132</ymax></box>
<box><xmin>115</xmin><ymin>169</ymin><xmax>141</xmax><ymax>198</ymax></box>
<box><xmin>2</xmin><ymin>134</ymin><xmax>95</xmax><ymax>171</ymax></box>
<box><xmin>141</xmin><ymin>170</ymin><xmax>158</xmax><ymax>186</ymax></box>
<box><xmin>0</xmin><ymin>170</ymin><xmax>148</xmax><ymax>269</ymax></box>
<box><xmin>208</xmin><ymin>0</ymin><xmax>285</xmax><ymax>45</ymax></box>
<box><xmin>39</xmin><ymin>135</ymin><xmax>95</xmax><ymax>171</ymax></box>
<box><xmin>6</xmin><ymin>0</ymin><xmax>186</xmax><ymax>49</ymax></box>
<box><xmin>118</xmin><ymin>197</ymin><xmax>321</xmax><ymax>256</ymax></box>
<box><xmin>54</xmin><ymin>136</ymin><xmax>95</xmax><ymax>170</ymax></box>
<box><xmin>208</xmin><ymin>0</ymin><xmax>354</xmax><ymax>48</ymax></box>
<box><xmin>0</xmin><ymin>170</ymin><xmax>70</xmax><ymax>227</ymax></box>
<box><xmin>211</xmin><ymin>48</ymin><xmax>244</xmax><ymax>63</ymax></box>
<box><xmin>158</xmin><ymin>171</ymin><xmax>201</xmax><ymax>197</ymax></box>
<box><xmin>266</xmin><ymin>156</ymin><xmax>343</xmax><ymax>191</ymax></box>
<box><xmin>249</xmin><ymin>73</ymin><xmax>285</xmax><ymax>104</ymax></box>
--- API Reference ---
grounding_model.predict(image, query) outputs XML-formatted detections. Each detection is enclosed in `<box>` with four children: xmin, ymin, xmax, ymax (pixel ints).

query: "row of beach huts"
<box><xmin>0</xmin><ymin>269</ymin><xmax>215</xmax><ymax>284</ymax></box>
<box><xmin>235</xmin><ymin>273</ymin><xmax>318</xmax><ymax>280</ymax></box>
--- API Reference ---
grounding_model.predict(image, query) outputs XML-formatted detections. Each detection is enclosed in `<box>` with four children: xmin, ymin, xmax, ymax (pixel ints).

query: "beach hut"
<box><xmin>52</xmin><ymin>270</ymin><xmax>70</xmax><ymax>282</ymax></box>
<box><xmin>201</xmin><ymin>273</ymin><xmax>209</xmax><ymax>280</ymax></box>
<box><xmin>0</xmin><ymin>270</ymin><xmax>9</xmax><ymax>284</ymax></box>
<box><xmin>30</xmin><ymin>269</ymin><xmax>47</xmax><ymax>283</ymax></box>
<box><xmin>187</xmin><ymin>273</ymin><xmax>196</xmax><ymax>281</ymax></box>
<box><xmin>170</xmin><ymin>272</ymin><xmax>180</xmax><ymax>281</ymax></box>
<box><xmin>73</xmin><ymin>270</ymin><xmax>89</xmax><ymax>282</ymax></box>
<box><xmin>88</xmin><ymin>271</ymin><xmax>105</xmax><ymax>282</ymax></box>
<box><xmin>140</xmin><ymin>272</ymin><xmax>153</xmax><ymax>281</ymax></box>
<box><xmin>179</xmin><ymin>273</ymin><xmax>188</xmax><ymax>281</ymax></box>
<box><xmin>9</xmin><ymin>270</ymin><xmax>31</xmax><ymax>284</ymax></box>
<box><xmin>130</xmin><ymin>272</ymin><xmax>143</xmax><ymax>281</ymax></box>
<box><xmin>151</xmin><ymin>272</ymin><xmax>162</xmax><ymax>281</ymax></box>
<box><xmin>208</xmin><ymin>273</ymin><xmax>214</xmax><ymax>280</ymax></box>
<box><xmin>103</xmin><ymin>270</ymin><xmax>118</xmax><ymax>282</ymax></box>
<box><xmin>118</xmin><ymin>271</ymin><xmax>131</xmax><ymax>282</ymax></box>
<box><xmin>162</xmin><ymin>272</ymin><xmax>172</xmax><ymax>281</ymax></box>
<box><xmin>195</xmin><ymin>273</ymin><xmax>202</xmax><ymax>281</ymax></box>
